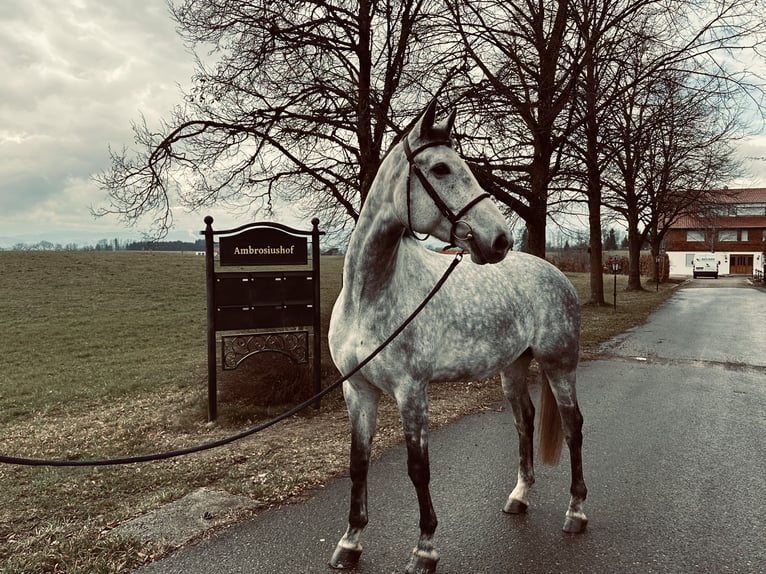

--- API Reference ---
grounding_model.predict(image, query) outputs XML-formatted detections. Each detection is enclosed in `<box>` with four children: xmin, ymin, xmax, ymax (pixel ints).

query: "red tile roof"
<box><xmin>668</xmin><ymin>188</ymin><xmax>766</xmax><ymax>229</ymax></box>
<box><xmin>708</xmin><ymin>188</ymin><xmax>766</xmax><ymax>203</ymax></box>
<box><xmin>672</xmin><ymin>215</ymin><xmax>766</xmax><ymax>229</ymax></box>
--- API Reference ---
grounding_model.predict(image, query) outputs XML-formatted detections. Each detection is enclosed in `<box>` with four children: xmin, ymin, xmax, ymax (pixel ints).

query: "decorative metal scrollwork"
<box><xmin>221</xmin><ymin>330</ymin><xmax>309</xmax><ymax>371</ymax></box>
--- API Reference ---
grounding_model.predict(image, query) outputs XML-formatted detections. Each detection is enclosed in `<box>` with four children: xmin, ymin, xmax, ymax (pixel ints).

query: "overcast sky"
<box><xmin>0</xmin><ymin>0</ymin><xmax>227</xmax><ymax>247</ymax></box>
<box><xmin>1</xmin><ymin>1</ymin><xmax>766</xmax><ymax>248</ymax></box>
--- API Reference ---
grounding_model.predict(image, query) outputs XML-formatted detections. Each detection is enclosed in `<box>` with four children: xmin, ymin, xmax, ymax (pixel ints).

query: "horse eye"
<box><xmin>431</xmin><ymin>163</ymin><xmax>450</xmax><ymax>176</ymax></box>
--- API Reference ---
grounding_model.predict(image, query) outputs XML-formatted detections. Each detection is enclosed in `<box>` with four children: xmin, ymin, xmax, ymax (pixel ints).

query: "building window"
<box><xmin>737</xmin><ymin>205</ymin><xmax>766</xmax><ymax>216</ymax></box>
<box><xmin>718</xmin><ymin>229</ymin><xmax>737</xmax><ymax>241</ymax></box>
<box><xmin>712</xmin><ymin>205</ymin><xmax>735</xmax><ymax>217</ymax></box>
<box><xmin>741</xmin><ymin>230</ymin><xmax>748</xmax><ymax>241</ymax></box>
<box><xmin>686</xmin><ymin>230</ymin><xmax>704</xmax><ymax>241</ymax></box>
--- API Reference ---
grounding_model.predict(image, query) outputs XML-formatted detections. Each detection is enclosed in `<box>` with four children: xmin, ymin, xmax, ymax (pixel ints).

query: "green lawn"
<box><xmin>0</xmin><ymin>251</ymin><xmax>344</xmax><ymax>424</ymax></box>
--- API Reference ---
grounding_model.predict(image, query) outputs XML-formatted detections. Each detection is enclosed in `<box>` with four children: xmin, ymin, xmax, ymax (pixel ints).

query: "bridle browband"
<box><xmin>402</xmin><ymin>136</ymin><xmax>492</xmax><ymax>246</ymax></box>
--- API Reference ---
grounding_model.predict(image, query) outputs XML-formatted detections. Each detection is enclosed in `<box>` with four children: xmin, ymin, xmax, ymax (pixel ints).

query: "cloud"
<box><xmin>733</xmin><ymin>133</ymin><xmax>766</xmax><ymax>188</ymax></box>
<box><xmin>0</xmin><ymin>0</ymin><xmax>195</xmax><ymax>242</ymax></box>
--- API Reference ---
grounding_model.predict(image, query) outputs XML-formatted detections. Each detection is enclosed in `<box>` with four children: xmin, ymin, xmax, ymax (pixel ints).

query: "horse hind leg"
<box><xmin>329</xmin><ymin>378</ymin><xmax>381</xmax><ymax>569</ymax></box>
<box><xmin>500</xmin><ymin>352</ymin><xmax>536</xmax><ymax>515</ymax></box>
<box><xmin>541</xmin><ymin>366</ymin><xmax>588</xmax><ymax>534</ymax></box>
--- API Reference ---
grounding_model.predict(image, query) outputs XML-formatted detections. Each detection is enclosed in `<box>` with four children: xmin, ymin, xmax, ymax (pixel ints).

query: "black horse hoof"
<box><xmin>562</xmin><ymin>515</ymin><xmax>588</xmax><ymax>534</ymax></box>
<box><xmin>503</xmin><ymin>498</ymin><xmax>528</xmax><ymax>514</ymax></box>
<box><xmin>405</xmin><ymin>552</ymin><xmax>439</xmax><ymax>574</ymax></box>
<box><xmin>328</xmin><ymin>544</ymin><xmax>362</xmax><ymax>569</ymax></box>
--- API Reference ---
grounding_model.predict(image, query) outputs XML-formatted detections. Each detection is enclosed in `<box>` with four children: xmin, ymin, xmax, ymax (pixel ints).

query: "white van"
<box><xmin>692</xmin><ymin>254</ymin><xmax>719</xmax><ymax>279</ymax></box>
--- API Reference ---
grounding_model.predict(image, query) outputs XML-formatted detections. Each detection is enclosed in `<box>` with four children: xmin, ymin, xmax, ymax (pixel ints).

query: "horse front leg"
<box><xmin>397</xmin><ymin>386</ymin><xmax>440</xmax><ymax>574</ymax></box>
<box><xmin>329</xmin><ymin>378</ymin><xmax>381</xmax><ymax>569</ymax></box>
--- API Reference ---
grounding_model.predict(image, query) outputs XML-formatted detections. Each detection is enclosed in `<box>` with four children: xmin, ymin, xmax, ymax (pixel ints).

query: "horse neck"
<box><xmin>343</xmin><ymin>151</ymin><xmax>409</xmax><ymax>302</ymax></box>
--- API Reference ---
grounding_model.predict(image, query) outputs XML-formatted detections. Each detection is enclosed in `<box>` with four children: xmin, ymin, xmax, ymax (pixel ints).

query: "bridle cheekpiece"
<box><xmin>403</xmin><ymin>136</ymin><xmax>492</xmax><ymax>247</ymax></box>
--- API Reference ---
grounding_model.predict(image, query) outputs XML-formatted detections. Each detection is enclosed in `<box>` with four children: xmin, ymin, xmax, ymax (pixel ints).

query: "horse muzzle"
<box><xmin>456</xmin><ymin>223</ymin><xmax>512</xmax><ymax>265</ymax></box>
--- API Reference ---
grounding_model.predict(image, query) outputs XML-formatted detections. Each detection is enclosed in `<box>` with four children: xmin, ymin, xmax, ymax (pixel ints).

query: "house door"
<box><xmin>730</xmin><ymin>254</ymin><xmax>753</xmax><ymax>274</ymax></box>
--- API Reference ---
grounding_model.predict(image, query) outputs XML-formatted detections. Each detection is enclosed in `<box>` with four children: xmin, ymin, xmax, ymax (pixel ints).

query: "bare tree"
<box><xmin>568</xmin><ymin>0</ymin><xmax>764</xmax><ymax>293</ymax></box>
<box><xmin>640</xmin><ymin>79</ymin><xmax>742</xmax><ymax>283</ymax></box>
<box><xmin>445</xmin><ymin>0</ymin><xmax>586</xmax><ymax>258</ymax></box>
<box><xmin>96</xmin><ymin>0</ymin><xmax>765</xmax><ymax>264</ymax></box>
<box><xmin>566</xmin><ymin>0</ymin><xmax>666</xmax><ymax>304</ymax></box>
<box><xmin>96</xmin><ymin>0</ymin><xmax>463</xmax><ymax>238</ymax></box>
<box><xmin>604</xmin><ymin>61</ymin><xmax>744</xmax><ymax>289</ymax></box>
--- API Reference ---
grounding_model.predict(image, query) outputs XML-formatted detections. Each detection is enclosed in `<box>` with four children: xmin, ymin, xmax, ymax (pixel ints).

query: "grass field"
<box><xmin>1</xmin><ymin>252</ymin><xmax>206</xmax><ymax>422</ymax></box>
<box><xmin>0</xmin><ymin>251</ymin><xmax>678</xmax><ymax>573</ymax></box>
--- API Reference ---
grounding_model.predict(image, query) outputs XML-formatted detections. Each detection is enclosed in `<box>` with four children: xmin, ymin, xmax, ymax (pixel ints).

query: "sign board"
<box><xmin>214</xmin><ymin>271</ymin><xmax>315</xmax><ymax>330</ymax></box>
<box><xmin>218</xmin><ymin>227</ymin><xmax>308</xmax><ymax>266</ymax></box>
<box><xmin>202</xmin><ymin>217</ymin><xmax>323</xmax><ymax>421</ymax></box>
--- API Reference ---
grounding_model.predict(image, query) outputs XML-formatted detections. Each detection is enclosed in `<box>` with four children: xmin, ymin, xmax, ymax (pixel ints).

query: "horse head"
<box><xmin>400</xmin><ymin>99</ymin><xmax>512</xmax><ymax>265</ymax></box>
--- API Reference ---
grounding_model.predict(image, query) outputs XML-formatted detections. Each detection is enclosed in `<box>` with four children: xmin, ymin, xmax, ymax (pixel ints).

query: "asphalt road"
<box><xmin>139</xmin><ymin>278</ymin><xmax>765</xmax><ymax>574</ymax></box>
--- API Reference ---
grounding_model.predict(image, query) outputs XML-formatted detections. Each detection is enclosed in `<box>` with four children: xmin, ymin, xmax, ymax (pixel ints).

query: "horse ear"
<box><xmin>430</xmin><ymin>108</ymin><xmax>456</xmax><ymax>139</ymax></box>
<box><xmin>444</xmin><ymin>108</ymin><xmax>456</xmax><ymax>134</ymax></box>
<box><xmin>418</xmin><ymin>98</ymin><xmax>438</xmax><ymax>138</ymax></box>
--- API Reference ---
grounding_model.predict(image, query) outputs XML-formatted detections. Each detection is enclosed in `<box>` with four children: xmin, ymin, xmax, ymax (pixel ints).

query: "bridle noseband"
<box><xmin>403</xmin><ymin>136</ymin><xmax>492</xmax><ymax>246</ymax></box>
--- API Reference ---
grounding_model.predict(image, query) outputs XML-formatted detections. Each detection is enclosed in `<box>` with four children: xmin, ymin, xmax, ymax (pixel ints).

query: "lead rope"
<box><xmin>0</xmin><ymin>254</ymin><xmax>464</xmax><ymax>467</ymax></box>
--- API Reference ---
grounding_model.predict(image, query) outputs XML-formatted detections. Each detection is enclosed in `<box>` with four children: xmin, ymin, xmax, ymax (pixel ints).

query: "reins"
<box><xmin>0</xmin><ymin>254</ymin><xmax>464</xmax><ymax>467</ymax></box>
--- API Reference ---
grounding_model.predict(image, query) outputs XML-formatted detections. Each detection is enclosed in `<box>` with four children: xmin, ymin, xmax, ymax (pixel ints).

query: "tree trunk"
<box><xmin>526</xmin><ymin>220</ymin><xmax>547</xmax><ymax>258</ymax></box>
<box><xmin>650</xmin><ymin>245</ymin><xmax>662</xmax><ymax>286</ymax></box>
<box><xmin>588</xmin><ymin>198</ymin><xmax>607</xmax><ymax>305</ymax></box>
<box><xmin>524</xmin><ymin>150</ymin><xmax>551</xmax><ymax>259</ymax></box>
<box><xmin>626</xmin><ymin>222</ymin><xmax>644</xmax><ymax>291</ymax></box>
<box><xmin>583</xmin><ymin>50</ymin><xmax>606</xmax><ymax>305</ymax></box>
<box><xmin>649</xmin><ymin>236</ymin><xmax>665</xmax><ymax>285</ymax></box>
<box><xmin>355</xmin><ymin>0</ymin><xmax>375</xmax><ymax>209</ymax></box>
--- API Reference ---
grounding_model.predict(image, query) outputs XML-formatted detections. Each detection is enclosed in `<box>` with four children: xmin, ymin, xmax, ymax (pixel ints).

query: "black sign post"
<box><xmin>203</xmin><ymin>216</ymin><xmax>323</xmax><ymax>421</ymax></box>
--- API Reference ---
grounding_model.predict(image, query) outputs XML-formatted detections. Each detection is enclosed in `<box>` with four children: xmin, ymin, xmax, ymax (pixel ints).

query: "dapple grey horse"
<box><xmin>328</xmin><ymin>99</ymin><xmax>586</xmax><ymax>574</ymax></box>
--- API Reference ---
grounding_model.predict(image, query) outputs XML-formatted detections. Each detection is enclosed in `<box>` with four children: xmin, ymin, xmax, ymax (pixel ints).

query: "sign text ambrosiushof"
<box><xmin>219</xmin><ymin>227</ymin><xmax>308</xmax><ymax>266</ymax></box>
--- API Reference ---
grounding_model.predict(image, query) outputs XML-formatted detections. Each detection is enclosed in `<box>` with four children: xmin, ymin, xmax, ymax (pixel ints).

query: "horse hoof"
<box><xmin>562</xmin><ymin>516</ymin><xmax>588</xmax><ymax>534</ymax></box>
<box><xmin>405</xmin><ymin>552</ymin><xmax>439</xmax><ymax>574</ymax></box>
<box><xmin>503</xmin><ymin>499</ymin><xmax>528</xmax><ymax>515</ymax></box>
<box><xmin>328</xmin><ymin>544</ymin><xmax>362</xmax><ymax>569</ymax></box>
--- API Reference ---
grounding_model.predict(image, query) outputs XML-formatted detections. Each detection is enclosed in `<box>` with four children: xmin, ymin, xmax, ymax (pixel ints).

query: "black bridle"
<box><xmin>403</xmin><ymin>136</ymin><xmax>492</xmax><ymax>246</ymax></box>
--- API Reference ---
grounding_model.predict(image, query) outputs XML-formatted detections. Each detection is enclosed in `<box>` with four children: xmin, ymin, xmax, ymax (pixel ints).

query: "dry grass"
<box><xmin>0</xmin><ymin>251</ymin><xmax>677</xmax><ymax>573</ymax></box>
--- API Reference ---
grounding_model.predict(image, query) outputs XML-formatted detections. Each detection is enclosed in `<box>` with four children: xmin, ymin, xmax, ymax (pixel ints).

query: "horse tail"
<box><xmin>538</xmin><ymin>371</ymin><xmax>563</xmax><ymax>466</ymax></box>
